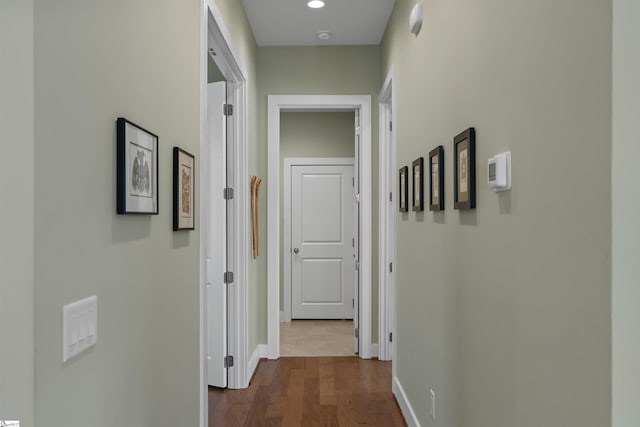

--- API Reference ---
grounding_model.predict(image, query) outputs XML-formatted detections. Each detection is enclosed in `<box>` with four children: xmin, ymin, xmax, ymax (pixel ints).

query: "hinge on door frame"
<box><xmin>389</xmin><ymin>262</ymin><xmax>393</xmax><ymax>273</ymax></box>
<box><xmin>223</xmin><ymin>104</ymin><xmax>233</xmax><ymax>116</ymax></box>
<box><xmin>223</xmin><ymin>272</ymin><xmax>234</xmax><ymax>284</ymax></box>
<box><xmin>355</xmin><ymin>261</ymin><xmax>360</xmax><ymax>271</ymax></box>
<box><xmin>224</xmin><ymin>355</ymin><xmax>234</xmax><ymax>368</ymax></box>
<box><xmin>389</xmin><ymin>332</ymin><xmax>393</xmax><ymax>343</ymax></box>
<box><xmin>223</xmin><ymin>187</ymin><xmax>234</xmax><ymax>200</ymax></box>
<box><xmin>352</xmin><ymin>238</ymin><xmax>355</xmax><ymax>248</ymax></box>
<box><xmin>355</xmin><ymin>327</ymin><xmax>359</xmax><ymax>339</ymax></box>
<box><xmin>389</xmin><ymin>192</ymin><xmax>393</xmax><ymax>202</ymax></box>
<box><xmin>352</xmin><ymin>298</ymin><xmax>354</xmax><ymax>308</ymax></box>
<box><xmin>352</xmin><ymin>177</ymin><xmax>355</xmax><ymax>187</ymax></box>
<box><xmin>390</xmin><ymin>121</ymin><xmax>393</xmax><ymax>132</ymax></box>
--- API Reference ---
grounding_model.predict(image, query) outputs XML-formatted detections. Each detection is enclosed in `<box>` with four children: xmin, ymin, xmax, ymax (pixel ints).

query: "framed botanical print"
<box><xmin>412</xmin><ymin>157</ymin><xmax>424</xmax><ymax>212</ymax></box>
<box><xmin>454</xmin><ymin>127</ymin><xmax>476</xmax><ymax>210</ymax></box>
<box><xmin>173</xmin><ymin>147</ymin><xmax>195</xmax><ymax>231</ymax></box>
<box><xmin>399</xmin><ymin>166</ymin><xmax>408</xmax><ymax>212</ymax></box>
<box><xmin>116</xmin><ymin>118</ymin><xmax>159</xmax><ymax>214</ymax></box>
<box><xmin>429</xmin><ymin>146</ymin><xmax>444</xmax><ymax>211</ymax></box>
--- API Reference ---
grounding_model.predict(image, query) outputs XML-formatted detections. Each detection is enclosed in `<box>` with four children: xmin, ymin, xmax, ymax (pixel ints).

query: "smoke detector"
<box><xmin>317</xmin><ymin>31</ymin><xmax>332</xmax><ymax>40</ymax></box>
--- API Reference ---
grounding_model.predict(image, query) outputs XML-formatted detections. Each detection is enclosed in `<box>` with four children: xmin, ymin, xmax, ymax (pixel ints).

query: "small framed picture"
<box><xmin>429</xmin><ymin>146</ymin><xmax>444</xmax><ymax>211</ymax></box>
<box><xmin>412</xmin><ymin>157</ymin><xmax>424</xmax><ymax>212</ymax></box>
<box><xmin>399</xmin><ymin>166</ymin><xmax>408</xmax><ymax>212</ymax></box>
<box><xmin>117</xmin><ymin>118</ymin><xmax>159</xmax><ymax>214</ymax></box>
<box><xmin>454</xmin><ymin>127</ymin><xmax>476</xmax><ymax>210</ymax></box>
<box><xmin>173</xmin><ymin>147</ymin><xmax>195</xmax><ymax>231</ymax></box>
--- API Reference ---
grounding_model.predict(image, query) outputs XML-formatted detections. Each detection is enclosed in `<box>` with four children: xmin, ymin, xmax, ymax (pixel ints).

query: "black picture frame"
<box><xmin>429</xmin><ymin>146</ymin><xmax>444</xmax><ymax>211</ymax></box>
<box><xmin>117</xmin><ymin>117</ymin><xmax>159</xmax><ymax>214</ymax></box>
<box><xmin>173</xmin><ymin>147</ymin><xmax>195</xmax><ymax>231</ymax></box>
<box><xmin>399</xmin><ymin>166</ymin><xmax>408</xmax><ymax>212</ymax></box>
<box><xmin>453</xmin><ymin>127</ymin><xmax>476</xmax><ymax>210</ymax></box>
<box><xmin>412</xmin><ymin>157</ymin><xmax>424</xmax><ymax>212</ymax></box>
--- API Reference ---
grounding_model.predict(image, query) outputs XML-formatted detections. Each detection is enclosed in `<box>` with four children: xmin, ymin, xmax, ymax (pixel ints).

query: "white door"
<box><xmin>291</xmin><ymin>164</ymin><xmax>355</xmax><ymax>319</ymax></box>
<box><xmin>206</xmin><ymin>81</ymin><xmax>227</xmax><ymax>388</ymax></box>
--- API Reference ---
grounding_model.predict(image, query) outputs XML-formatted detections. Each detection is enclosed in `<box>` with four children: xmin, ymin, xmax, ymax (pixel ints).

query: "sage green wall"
<box><xmin>279</xmin><ymin>112</ymin><xmax>356</xmax><ymax>313</ymax></box>
<box><xmin>212</xmin><ymin>0</ymin><xmax>262</xmax><ymax>354</ymax></box>
<box><xmin>612</xmin><ymin>1</ymin><xmax>640</xmax><ymax>425</ymax></box>
<box><xmin>0</xmin><ymin>1</ymin><xmax>34</xmax><ymax>425</ymax></box>
<box><xmin>208</xmin><ymin>55</ymin><xmax>225</xmax><ymax>83</ymax></box>
<box><xmin>34</xmin><ymin>1</ymin><xmax>200</xmax><ymax>426</ymax></box>
<box><xmin>258</xmin><ymin>45</ymin><xmax>381</xmax><ymax>345</ymax></box>
<box><xmin>382</xmin><ymin>1</ymin><xmax>611</xmax><ymax>426</ymax></box>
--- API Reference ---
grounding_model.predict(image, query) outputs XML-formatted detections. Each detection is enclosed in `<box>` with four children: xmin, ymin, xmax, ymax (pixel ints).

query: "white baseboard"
<box><xmin>248</xmin><ymin>344</ymin><xmax>267</xmax><ymax>384</ymax></box>
<box><xmin>392</xmin><ymin>376</ymin><xmax>422</xmax><ymax>427</ymax></box>
<box><xmin>371</xmin><ymin>344</ymin><xmax>379</xmax><ymax>358</ymax></box>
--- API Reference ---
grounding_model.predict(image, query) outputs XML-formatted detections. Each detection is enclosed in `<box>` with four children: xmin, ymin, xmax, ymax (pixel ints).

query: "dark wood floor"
<box><xmin>209</xmin><ymin>357</ymin><xmax>407</xmax><ymax>427</ymax></box>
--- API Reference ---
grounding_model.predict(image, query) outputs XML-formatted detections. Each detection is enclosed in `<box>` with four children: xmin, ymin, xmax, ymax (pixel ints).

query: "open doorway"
<box><xmin>267</xmin><ymin>95</ymin><xmax>374</xmax><ymax>360</ymax></box>
<box><xmin>199</xmin><ymin>3</ymin><xmax>250</xmax><ymax>426</ymax></box>
<box><xmin>281</xmin><ymin>120</ymin><xmax>357</xmax><ymax>356</ymax></box>
<box><xmin>280</xmin><ymin>113</ymin><xmax>356</xmax><ymax>357</ymax></box>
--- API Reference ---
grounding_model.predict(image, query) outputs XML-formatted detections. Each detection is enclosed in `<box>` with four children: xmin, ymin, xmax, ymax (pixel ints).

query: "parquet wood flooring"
<box><xmin>209</xmin><ymin>357</ymin><xmax>407</xmax><ymax>427</ymax></box>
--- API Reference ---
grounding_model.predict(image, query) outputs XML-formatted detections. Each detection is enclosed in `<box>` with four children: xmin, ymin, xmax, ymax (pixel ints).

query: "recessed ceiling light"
<box><xmin>307</xmin><ymin>0</ymin><xmax>325</xmax><ymax>9</ymax></box>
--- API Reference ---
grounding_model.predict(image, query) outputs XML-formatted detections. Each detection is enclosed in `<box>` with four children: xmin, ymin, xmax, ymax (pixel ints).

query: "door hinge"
<box><xmin>390</xmin><ymin>121</ymin><xmax>393</xmax><ymax>132</ymax></box>
<box><xmin>224</xmin><ymin>355</ymin><xmax>234</xmax><ymax>368</ymax></box>
<box><xmin>352</xmin><ymin>177</ymin><xmax>355</xmax><ymax>187</ymax></box>
<box><xmin>389</xmin><ymin>332</ymin><xmax>393</xmax><ymax>343</ymax></box>
<box><xmin>389</xmin><ymin>262</ymin><xmax>393</xmax><ymax>273</ymax></box>
<box><xmin>223</xmin><ymin>271</ymin><xmax>234</xmax><ymax>284</ymax></box>
<box><xmin>389</xmin><ymin>192</ymin><xmax>393</xmax><ymax>202</ymax></box>
<box><xmin>355</xmin><ymin>327</ymin><xmax>359</xmax><ymax>339</ymax></box>
<box><xmin>352</xmin><ymin>298</ymin><xmax>354</xmax><ymax>308</ymax></box>
<box><xmin>352</xmin><ymin>237</ymin><xmax>355</xmax><ymax>248</ymax></box>
<box><xmin>223</xmin><ymin>187</ymin><xmax>234</xmax><ymax>200</ymax></box>
<box><xmin>355</xmin><ymin>261</ymin><xmax>360</xmax><ymax>271</ymax></box>
<box><xmin>223</xmin><ymin>104</ymin><xmax>233</xmax><ymax>116</ymax></box>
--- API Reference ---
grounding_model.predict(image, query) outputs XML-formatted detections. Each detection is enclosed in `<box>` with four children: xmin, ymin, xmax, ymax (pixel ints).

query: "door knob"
<box><xmin>293</xmin><ymin>248</ymin><xmax>299</xmax><ymax>254</ymax></box>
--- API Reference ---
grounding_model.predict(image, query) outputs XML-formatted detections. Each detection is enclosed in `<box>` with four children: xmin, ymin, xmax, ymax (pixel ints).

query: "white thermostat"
<box><xmin>488</xmin><ymin>151</ymin><xmax>511</xmax><ymax>191</ymax></box>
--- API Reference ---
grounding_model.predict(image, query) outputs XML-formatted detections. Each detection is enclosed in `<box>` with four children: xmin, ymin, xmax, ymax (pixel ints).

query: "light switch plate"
<box><xmin>63</xmin><ymin>296</ymin><xmax>97</xmax><ymax>362</ymax></box>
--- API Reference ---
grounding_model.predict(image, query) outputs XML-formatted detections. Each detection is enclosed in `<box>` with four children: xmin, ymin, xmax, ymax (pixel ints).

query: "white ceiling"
<box><xmin>242</xmin><ymin>0</ymin><xmax>396</xmax><ymax>46</ymax></box>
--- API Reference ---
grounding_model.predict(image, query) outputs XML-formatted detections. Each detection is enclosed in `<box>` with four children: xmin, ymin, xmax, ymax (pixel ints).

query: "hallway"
<box><xmin>209</xmin><ymin>357</ymin><xmax>406</xmax><ymax>426</ymax></box>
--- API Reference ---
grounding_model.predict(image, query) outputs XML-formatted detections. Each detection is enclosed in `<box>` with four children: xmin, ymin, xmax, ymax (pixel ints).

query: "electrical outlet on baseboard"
<box><xmin>430</xmin><ymin>388</ymin><xmax>436</xmax><ymax>420</ymax></box>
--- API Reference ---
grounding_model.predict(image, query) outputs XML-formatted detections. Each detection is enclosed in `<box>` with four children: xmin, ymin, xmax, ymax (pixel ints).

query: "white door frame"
<box><xmin>378</xmin><ymin>68</ymin><xmax>396</xmax><ymax>364</ymax></box>
<box><xmin>199</xmin><ymin>1</ymin><xmax>250</xmax><ymax>426</ymax></box>
<box><xmin>283</xmin><ymin>157</ymin><xmax>356</xmax><ymax>322</ymax></box>
<box><xmin>268</xmin><ymin>95</ymin><xmax>373</xmax><ymax>359</ymax></box>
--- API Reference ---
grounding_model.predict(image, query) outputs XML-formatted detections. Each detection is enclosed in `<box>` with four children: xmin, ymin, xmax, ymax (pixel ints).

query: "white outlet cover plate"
<box><xmin>430</xmin><ymin>389</ymin><xmax>436</xmax><ymax>420</ymax></box>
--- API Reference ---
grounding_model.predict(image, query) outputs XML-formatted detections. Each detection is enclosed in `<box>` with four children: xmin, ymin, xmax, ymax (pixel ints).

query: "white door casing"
<box><xmin>268</xmin><ymin>95</ymin><xmax>373</xmax><ymax>360</ymax></box>
<box><xmin>378</xmin><ymin>68</ymin><xmax>397</xmax><ymax>365</ymax></box>
<box><xmin>206</xmin><ymin>82</ymin><xmax>227</xmax><ymax>388</ymax></box>
<box><xmin>290</xmin><ymin>163</ymin><xmax>355</xmax><ymax>319</ymax></box>
<box><xmin>353</xmin><ymin>111</ymin><xmax>361</xmax><ymax>353</ymax></box>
